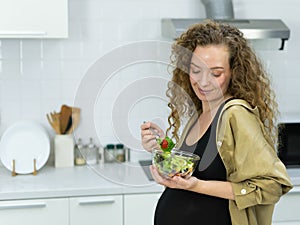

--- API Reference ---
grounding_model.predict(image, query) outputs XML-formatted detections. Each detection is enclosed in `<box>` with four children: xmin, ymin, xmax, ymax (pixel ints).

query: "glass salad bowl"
<box><xmin>152</xmin><ymin>149</ymin><xmax>200</xmax><ymax>178</ymax></box>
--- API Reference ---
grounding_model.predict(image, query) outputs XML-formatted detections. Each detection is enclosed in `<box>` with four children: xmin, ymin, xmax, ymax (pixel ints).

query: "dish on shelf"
<box><xmin>0</xmin><ymin>121</ymin><xmax>50</xmax><ymax>174</ymax></box>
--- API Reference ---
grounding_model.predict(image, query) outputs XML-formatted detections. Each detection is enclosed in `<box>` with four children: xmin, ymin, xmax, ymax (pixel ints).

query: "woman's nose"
<box><xmin>198</xmin><ymin>72</ymin><xmax>210</xmax><ymax>86</ymax></box>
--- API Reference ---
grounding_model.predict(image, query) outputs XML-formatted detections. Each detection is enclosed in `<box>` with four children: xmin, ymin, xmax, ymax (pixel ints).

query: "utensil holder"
<box><xmin>54</xmin><ymin>134</ymin><xmax>74</xmax><ymax>168</ymax></box>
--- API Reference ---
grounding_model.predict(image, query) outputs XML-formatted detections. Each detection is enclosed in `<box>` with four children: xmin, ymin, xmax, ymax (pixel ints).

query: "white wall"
<box><xmin>0</xmin><ymin>0</ymin><xmax>299</xmax><ymax>162</ymax></box>
<box><xmin>233</xmin><ymin>0</ymin><xmax>300</xmax><ymax>121</ymax></box>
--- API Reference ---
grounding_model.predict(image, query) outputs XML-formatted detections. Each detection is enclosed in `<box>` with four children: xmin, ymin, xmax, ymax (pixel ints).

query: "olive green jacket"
<box><xmin>178</xmin><ymin>99</ymin><xmax>293</xmax><ymax>225</ymax></box>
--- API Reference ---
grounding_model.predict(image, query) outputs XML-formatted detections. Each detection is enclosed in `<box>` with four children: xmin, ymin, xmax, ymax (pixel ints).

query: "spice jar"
<box><xmin>74</xmin><ymin>138</ymin><xmax>86</xmax><ymax>166</ymax></box>
<box><xmin>115</xmin><ymin>143</ymin><xmax>125</xmax><ymax>162</ymax></box>
<box><xmin>104</xmin><ymin>144</ymin><xmax>115</xmax><ymax>163</ymax></box>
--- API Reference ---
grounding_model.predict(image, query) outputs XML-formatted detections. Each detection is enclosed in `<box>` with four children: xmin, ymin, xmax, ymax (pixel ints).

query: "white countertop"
<box><xmin>0</xmin><ymin>164</ymin><xmax>299</xmax><ymax>201</ymax></box>
<box><xmin>0</xmin><ymin>162</ymin><xmax>164</xmax><ymax>201</ymax></box>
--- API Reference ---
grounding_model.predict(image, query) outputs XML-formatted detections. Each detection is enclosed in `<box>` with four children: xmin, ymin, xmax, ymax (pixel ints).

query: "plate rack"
<box><xmin>11</xmin><ymin>159</ymin><xmax>38</xmax><ymax>176</ymax></box>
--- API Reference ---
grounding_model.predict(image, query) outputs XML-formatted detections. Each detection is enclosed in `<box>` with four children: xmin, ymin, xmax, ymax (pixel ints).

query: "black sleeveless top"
<box><xmin>154</xmin><ymin>101</ymin><xmax>232</xmax><ymax>225</ymax></box>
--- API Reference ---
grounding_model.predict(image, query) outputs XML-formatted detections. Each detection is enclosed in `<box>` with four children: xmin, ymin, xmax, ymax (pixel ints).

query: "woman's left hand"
<box><xmin>149</xmin><ymin>165</ymin><xmax>199</xmax><ymax>190</ymax></box>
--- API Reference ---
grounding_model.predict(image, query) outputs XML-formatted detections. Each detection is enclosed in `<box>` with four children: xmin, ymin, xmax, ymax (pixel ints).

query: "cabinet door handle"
<box><xmin>78</xmin><ymin>199</ymin><xmax>115</xmax><ymax>206</ymax></box>
<box><xmin>0</xmin><ymin>202</ymin><xmax>47</xmax><ymax>210</ymax></box>
<box><xmin>0</xmin><ymin>31</ymin><xmax>47</xmax><ymax>36</ymax></box>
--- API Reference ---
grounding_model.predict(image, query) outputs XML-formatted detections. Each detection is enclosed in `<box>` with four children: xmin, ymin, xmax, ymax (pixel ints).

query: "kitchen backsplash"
<box><xmin>0</xmin><ymin>0</ymin><xmax>300</xmax><ymax>162</ymax></box>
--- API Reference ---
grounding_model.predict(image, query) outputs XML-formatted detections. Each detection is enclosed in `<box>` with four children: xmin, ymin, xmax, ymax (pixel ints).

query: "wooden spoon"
<box><xmin>60</xmin><ymin>105</ymin><xmax>72</xmax><ymax>134</ymax></box>
<box><xmin>65</xmin><ymin>115</ymin><xmax>72</xmax><ymax>133</ymax></box>
<box><xmin>66</xmin><ymin>107</ymin><xmax>81</xmax><ymax>134</ymax></box>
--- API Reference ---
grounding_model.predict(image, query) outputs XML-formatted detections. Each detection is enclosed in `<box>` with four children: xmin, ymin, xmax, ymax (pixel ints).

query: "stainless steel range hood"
<box><xmin>161</xmin><ymin>0</ymin><xmax>290</xmax><ymax>50</ymax></box>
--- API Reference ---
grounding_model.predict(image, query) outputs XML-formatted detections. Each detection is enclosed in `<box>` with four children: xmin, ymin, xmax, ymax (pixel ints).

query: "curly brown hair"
<box><xmin>166</xmin><ymin>19</ymin><xmax>279</xmax><ymax>146</ymax></box>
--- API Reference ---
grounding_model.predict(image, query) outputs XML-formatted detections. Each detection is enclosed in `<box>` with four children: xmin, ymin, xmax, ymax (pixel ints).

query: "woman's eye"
<box><xmin>192</xmin><ymin>70</ymin><xmax>201</xmax><ymax>74</ymax></box>
<box><xmin>190</xmin><ymin>66</ymin><xmax>201</xmax><ymax>74</ymax></box>
<box><xmin>211</xmin><ymin>71</ymin><xmax>222</xmax><ymax>77</ymax></box>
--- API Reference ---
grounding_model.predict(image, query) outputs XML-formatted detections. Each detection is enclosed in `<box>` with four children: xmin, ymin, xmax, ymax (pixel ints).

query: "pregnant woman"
<box><xmin>140</xmin><ymin>20</ymin><xmax>293</xmax><ymax>225</ymax></box>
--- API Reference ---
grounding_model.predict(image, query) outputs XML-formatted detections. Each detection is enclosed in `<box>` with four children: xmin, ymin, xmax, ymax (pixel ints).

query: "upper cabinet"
<box><xmin>0</xmin><ymin>0</ymin><xmax>68</xmax><ymax>38</ymax></box>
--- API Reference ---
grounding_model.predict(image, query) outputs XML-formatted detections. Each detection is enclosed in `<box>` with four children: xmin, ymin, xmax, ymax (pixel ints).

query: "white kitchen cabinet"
<box><xmin>272</xmin><ymin>187</ymin><xmax>300</xmax><ymax>224</ymax></box>
<box><xmin>124</xmin><ymin>193</ymin><xmax>162</xmax><ymax>225</ymax></box>
<box><xmin>69</xmin><ymin>195</ymin><xmax>123</xmax><ymax>225</ymax></box>
<box><xmin>273</xmin><ymin>222</ymin><xmax>300</xmax><ymax>225</ymax></box>
<box><xmin>0</xmin><ymin>198</ymin><xmax>69</xmax><ymax>225</ymax></box>
<box><xmin>0</xmin><ymin>0</ymin><xmax>68</xmax><ymax>38</ymax></box>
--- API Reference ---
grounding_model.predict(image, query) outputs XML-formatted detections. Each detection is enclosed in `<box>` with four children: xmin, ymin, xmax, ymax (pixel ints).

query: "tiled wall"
<box><xmin>0</xmin><ymin>0</ymin><xmax>299</xmax><ymax>162</ymax></box>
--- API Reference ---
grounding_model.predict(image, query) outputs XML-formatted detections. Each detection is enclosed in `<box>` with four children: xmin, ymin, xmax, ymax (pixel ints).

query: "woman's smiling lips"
<box><xmin>197</xmin><ymin>86</ymin><xmax>213</xmax><ymax>95</ymax></box>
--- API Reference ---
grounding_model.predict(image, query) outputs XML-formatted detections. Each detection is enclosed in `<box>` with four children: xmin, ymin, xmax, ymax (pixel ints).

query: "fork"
<box><xmin>143</xmin><ymin>121</ymin><xmax>160</xmax><ymax>139</ymax></box>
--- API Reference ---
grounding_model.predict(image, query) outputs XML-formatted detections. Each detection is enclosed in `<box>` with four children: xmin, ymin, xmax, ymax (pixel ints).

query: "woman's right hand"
<box><xmin>140</xmin><ymin>122</ymin><xmax>164</xmax><ymax>152</ymax></box>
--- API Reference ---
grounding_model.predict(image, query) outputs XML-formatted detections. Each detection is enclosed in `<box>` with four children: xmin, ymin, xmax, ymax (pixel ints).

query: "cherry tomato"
<box><xmin>161</xmin><ymin>139</ymin><xmax>168</xmax><ymax>149</ymax></box>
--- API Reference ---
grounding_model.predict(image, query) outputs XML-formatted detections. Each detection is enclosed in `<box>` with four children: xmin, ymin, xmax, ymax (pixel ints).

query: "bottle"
<box><xmin>124</xmin><ymin>146</ymin><xmax>130</xmax><ymax>162</ymax></box>
<box><xmin>98</xmin><ymin>145</ymin><xmax>104</xmax><ymax>165</ymax></box>
<box><xmin>115</xmin><ymin>143</ymin><xmax>125</xmax><ymax>162</ymax></box>
<box><xmin>74</xmin><ymin>138</ymin><xmax>86</xmax><ymax>166</ymax></box>
<box><xmin>86</xmin><ymin>138</ymin><xmax>97</xmax><ymax>165</ymax></box>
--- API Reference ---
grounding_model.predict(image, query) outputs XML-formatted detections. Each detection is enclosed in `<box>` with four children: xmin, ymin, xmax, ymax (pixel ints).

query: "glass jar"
<box><xmin>74</xmin><ymin>138</ymin><xmax>86</xmax><ymax>166</ymax></box>
<box><xmin>86</xmin><ymin>138</ymin><xmax>97</xmax><ymax>165</ymax></box>
<box><xmin>115</xmin><ymin>143</ymin><xmax>125</xmax><ymax>162</ymax></box>
<box><xmin>98</xmin><ymin>145</ymin><xmax>104</xmax><ymax>165</ymax></box>
<box><xmin>104</xmin><ymin>144</ymin><xmax>115</xmax><ymax>163</ymax></box>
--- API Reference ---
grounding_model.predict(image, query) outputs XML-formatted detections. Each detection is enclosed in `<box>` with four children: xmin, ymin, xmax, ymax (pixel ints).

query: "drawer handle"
<box><xmin>0</xmin><ymin>202</ymin><xmax>47</xmax><ymax>210</ymax></box>
<box><xmin>79</xmin><ymin>199</ymin><xmax>115</xmax><ymax>206</ymax></box>
<box><xmin>0</xmin><ymin>31</ymin><xmax>47</xmax><ymax>36</ymax></box>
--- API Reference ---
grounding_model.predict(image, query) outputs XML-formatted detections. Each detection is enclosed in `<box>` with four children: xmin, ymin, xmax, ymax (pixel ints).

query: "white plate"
<box><xmin>0</xmin><ymin>121</ymin><xmax>50</xmax><ymax>174</ymax></box>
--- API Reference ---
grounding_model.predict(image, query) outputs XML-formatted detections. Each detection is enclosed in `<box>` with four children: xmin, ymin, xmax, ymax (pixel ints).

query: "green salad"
<box><xmin>153</xmin><ymin>150</ymin><xmax>196</xmax><ymax>178</ymax></box>
<box><xmin>153</xmin><ymin>136</ymin><xmax>199</xmax><ymax>178</ymax></box>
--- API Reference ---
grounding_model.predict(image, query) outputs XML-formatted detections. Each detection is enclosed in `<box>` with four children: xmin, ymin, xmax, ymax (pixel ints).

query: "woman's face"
<box><xmin>189</xmin><ymin>45</ymin><xmax>231</xmax><ymax>103</ymax></box>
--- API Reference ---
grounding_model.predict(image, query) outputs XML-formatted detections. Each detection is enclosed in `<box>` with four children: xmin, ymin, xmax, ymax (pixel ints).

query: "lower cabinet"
<box><xmin>272</xmin><ymin>187</ymin><xmax>300</xmax><ymax>225</ymax></box>
<box><xmin>69</xmin><ymin>195</ymin><xmax>123</xmax><ymax>225</ymax></box>
<box><xmin>0</xmin><ymin>198</ymin><xmax>69</xmax><ymax>225</ymax></box>
<box><xmin>124</xmin><ymin>193</ymin><xmax>161</xmax><ymax>225</ymax></box>
<box><xmin>0</xmin><ymin>193</ymin><xmax>161</xmax><ymax>225</ymax></box>
<box><xmin>2</xmin><ymin>189</ymin><xmax>300</xmax><ymax>225</ymax></box>
<box><xmin>273</xmin><ymin>223</ymin><xmax>300</xmax><ymax>225</ymax></box>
